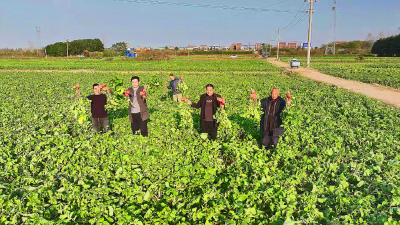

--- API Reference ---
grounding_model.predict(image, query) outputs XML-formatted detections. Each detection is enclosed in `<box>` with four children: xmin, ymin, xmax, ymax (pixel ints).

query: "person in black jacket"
<box><xmin>260</xmin><ymin>88</ymin><xmax>290</xmax><ymax>148</ymax></box>
<box><xmin>76</xmin><ymin>84</ymin><xmax>108</xmax><ymax>132</ymax></box>
<box><xmin>187</xmin><ymin>84</ymin><xmax>225</xmax><ymax>141</ymax></box>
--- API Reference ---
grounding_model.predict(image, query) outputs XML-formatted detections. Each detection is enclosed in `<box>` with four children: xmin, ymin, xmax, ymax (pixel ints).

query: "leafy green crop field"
<box><xmin>1</xmin><ymin>59</ymin><xmax>400</xmax><ymax>224</ymax></box>
<box><xmin>0</xmin><ymin>58</ymin><xmax>280</xmax><ymax>72</ymax></box>
<box><xmin>281</xmin><ymin>57</ymin><xmax>400</xmax><ymax>89</ymax></box>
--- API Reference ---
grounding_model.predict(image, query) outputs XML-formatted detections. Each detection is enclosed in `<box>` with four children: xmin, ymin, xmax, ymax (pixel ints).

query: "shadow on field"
<box><xmin>229</xmin><ymin>114</ymin><xmax>262</xmax><ymax>144</ymax></box>
<box><xmin>160</xmin><ymin>91</ymin><xmax>173</xmax><ymax>102</ymax></box>
<box><xmin>192</xmin><ymin>113</ymin><xmax>201</xmax><ymax>134</ymax></box>
<box><xmin>108</xmin><ymin>107</ymin><xmax>130</xmax><ymax>131</ymax></box>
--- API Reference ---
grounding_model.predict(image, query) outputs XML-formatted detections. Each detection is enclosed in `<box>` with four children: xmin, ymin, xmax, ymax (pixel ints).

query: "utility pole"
<box><xmin>188</xmin><ymin>48</ymin><xmax>189</xmax><ymax>57</ymax></box>
<box><xmin>306</xmin><ymin>0</ymin><xmax>316</xmax><ymax>67</ymax></box>
<box><xmin>332</xmin><ymin>0</ymin><xmax>337</xmax><ymax>55</ymax></box>
<box><xmin>277</xmin><ymin>28</ymin><xmax>281</xmax><ymax>60</ymax></box>
<box><xmin>269</xmin><ymin>39</ymin><xmax>273</xmax><ymax>56</ymax></box>
<box><xmin>65</xmin><ymin>38</ymin><xmax>70</xmax><ymax>57</ymax></box>
<box><xmin>36</xmin><ymin>26</ymin><xmax>41</xmax><ymax>56</ymax></box>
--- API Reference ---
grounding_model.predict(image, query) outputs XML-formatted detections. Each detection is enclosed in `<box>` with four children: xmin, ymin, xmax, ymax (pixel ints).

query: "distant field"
<box><xmin>0</xmin><ymin>58</ymin><xmax>278</xmax><ymax>72</ymax></box>
<box><xmin>281</xmin><ymin>56</ymin><xmax>400</xmax><ymax>89</ymax></box>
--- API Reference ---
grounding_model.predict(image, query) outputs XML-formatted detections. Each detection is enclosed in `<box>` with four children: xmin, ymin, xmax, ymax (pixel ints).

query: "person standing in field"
<box><xmin>85</xmin><ymin>84</ymin><xmax>109</xmax><ymax>132</ymax></box>
<box><xmin>187</xmin><ymin>84</ymin><xmax>225</xmax><ymax>141</ymax></box>
<box><xmin>165</xmin><ymin>74</ymin><xmax>183</xmax><ymax>102</ymax></box>
<box><xmin>127</xmin><ymin>76</ymin><xmax>150</xmax><ymax>137</ymax></box>
<box><xmin>259</xmin><ymin>88</ymin><xmax>291</xmax><ymax>148</ymax></box>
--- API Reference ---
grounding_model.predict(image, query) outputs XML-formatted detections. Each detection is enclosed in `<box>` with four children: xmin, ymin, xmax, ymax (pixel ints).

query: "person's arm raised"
<box><xmin>188</xmin><ymin>96</ymin><xmax>201</xmax><ymax>108</ymax></box>
<box><xmin>286</xmin><ymin>97</ymin><xmax>291</xmax><ymax>106</ymax></box>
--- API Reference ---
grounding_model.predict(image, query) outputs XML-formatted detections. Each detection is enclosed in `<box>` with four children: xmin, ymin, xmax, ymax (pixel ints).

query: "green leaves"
<box><xmin>1</xmin><ymin>58</ymin><xmax>400</xmax><ymax>224</ymax></box>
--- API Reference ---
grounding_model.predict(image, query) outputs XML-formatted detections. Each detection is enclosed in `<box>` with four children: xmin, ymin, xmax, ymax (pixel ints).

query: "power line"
<box><xmin>284</xmin><ymin>11</ymin><xmax>308</xmax><ymax>30</ymax></box>
<box><xmin>281</xmin><ymin>2</ymin><xmax>309</xmax><ymax>30</ymax></box>
<box><xmin>114</xmin><ymin>0</ymin><xmax>300</xmax><ymax>13</ymax></box>
<box><xmin>231</xmin><ymin>0</ymin><xmax>296</xmax><ymax>17</ymax></box>
<box><xmin>276</xmin><ymin>1</ymin><xmax>309</xmax><ymax>59</ymax></box>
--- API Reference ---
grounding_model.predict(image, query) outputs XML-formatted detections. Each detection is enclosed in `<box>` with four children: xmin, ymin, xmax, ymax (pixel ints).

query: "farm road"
<box><xmin>268</xmin><ymin>58</ymin><xmax>400</xmax><ymax>108</ymax></box>
<box><xmin>0</xmin><ymin>69</ymin><xmax>278</xmax><ymax>74</ymax></box>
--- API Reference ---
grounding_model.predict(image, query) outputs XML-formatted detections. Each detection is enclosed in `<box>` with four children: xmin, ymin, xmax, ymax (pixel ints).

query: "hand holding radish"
<box><xmin>286</xmin><ymin>92</ymin><xmax>291</xmax><ymax>106</ymax></box>
<box><xmin>218</xmin><ymin>98</ymin><xmax>226</xmax><ymax>109</ymax></box>
<box><xmin>250</xmin><ymin>89</ymin><xmax>257</xmax><ymax>101</ymax></box>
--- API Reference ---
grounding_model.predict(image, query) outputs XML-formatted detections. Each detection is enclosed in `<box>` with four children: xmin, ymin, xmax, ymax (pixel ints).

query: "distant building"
<box><xmin>169</xmin><ymin>46</ymin><xmax>176</xmax><ymax>50</ymax></box>
<box><xmin>187</xmin><ymin>45</ymin><xmax>197</xmax><ymax>50</ymax></box>
<box><xmin>255</xmin><ymin>43</ymin><xmax>263</xmax><ymax>51</ymax></box>
<box><xmin>209</xmin><ymin>45</ymin><xmax>221</xmax><ymax>50</ymax></box>
<box><xmin>279</xmin><ymin>42</ymin><xmax>287</xmax><ymax>48</ymax></box>
<box><xmin>199</xmin><ymin>45</ymin><xmax>208</xmax><ymax>50</ymax></box>
<box><xmin>125</xmin><ymin>43</ymin><xmax>130</xmax><ymax>49</ymax></box>
<box><xmin>230</xmin><ymin>43</ymin><xmax>242</xmax><ymax>51</ymax></box>
<box><xmin>288</xmin><ymin>43</ymin><xmax>297</xmax><ymax>49</ymax></box>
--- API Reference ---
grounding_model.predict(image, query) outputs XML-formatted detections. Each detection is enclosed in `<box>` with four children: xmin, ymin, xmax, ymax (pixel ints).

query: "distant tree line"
<box><xmin>45</xmin><ymin>39</ymin><xmax>104</xmax><ymax>56</ymax></box>
<box><xmin>371</xmin><ymin>34</ymin><xmax>400</xmax><ymax>57</ymax></box>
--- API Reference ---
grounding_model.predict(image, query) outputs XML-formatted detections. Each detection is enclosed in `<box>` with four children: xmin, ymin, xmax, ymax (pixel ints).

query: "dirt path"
<box><xmin>0</xmin><ymin>69</ymin><xmax>277</xmax><ymax>74</ymax></box>
<box><xmin>268</xmin><ymin>58</ymin><xmax>400</xmax><ymax>108</ymax></box>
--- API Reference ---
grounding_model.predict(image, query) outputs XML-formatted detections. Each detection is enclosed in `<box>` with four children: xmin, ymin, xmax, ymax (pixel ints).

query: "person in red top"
<box><xmin>187</xmin><ymin>84</ymin><xmax>225</xmax><ymax>141</ymax></box>
<box><xmin>86</xmin><ymin>84</ymin><xmax>108</xmax><ymax>132</ymax></box>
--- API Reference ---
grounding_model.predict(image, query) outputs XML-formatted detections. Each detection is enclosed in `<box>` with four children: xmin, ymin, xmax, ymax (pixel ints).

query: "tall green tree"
<box><xmin>111</xmin><ymin>42</ymin><xmax>128</xmax><ymax>56</ymax></box>
<box><xmin>45</xmin><ymin>39</ymin><xmax>104</xmax><ymax>56</ymax></box>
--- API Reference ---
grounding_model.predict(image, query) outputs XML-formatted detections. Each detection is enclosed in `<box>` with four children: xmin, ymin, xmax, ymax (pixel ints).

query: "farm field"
<box><xmin>281</xmin><ymin>56</ymin><xmax>400</xmax><ymax>89</ymax></box>
<box><xmin>0</xmin><ymin>58</ymin><xmax>279</xmax><ymax>72</ymax></box>
<box><xmin>1</xmin><ymin>58</ymin><xmax>400</xmax><ymax>224</ymax></box>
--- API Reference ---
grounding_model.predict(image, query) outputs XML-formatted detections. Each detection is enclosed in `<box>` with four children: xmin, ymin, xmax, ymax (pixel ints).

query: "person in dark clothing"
<box><xmin>127</xmin><ymin>76</ymin><xmax>150</xmax><ymax>137</ymax></box>
<box><xmin>260</xmin><ymin>88</ymin><xmax>291</xmax><ymax>148</ymax></box>
<box><xmin>187</xmin><ymin>84</ymin><xmax>225</xmax><ymax>141</ymax></box>
<box><xmin>165</xmin><ymin>74</ymin><xmax>182</xmax><ymax>102</ymax></box>
<box><xmin>87</xmin><ymin>84</ymin><xmax>108</xmax><ymax>132</ymax></box>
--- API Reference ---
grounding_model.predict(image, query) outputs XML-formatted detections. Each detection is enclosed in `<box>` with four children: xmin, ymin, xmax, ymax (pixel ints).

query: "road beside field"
<box><xmin>268</xmin><ymin>58</ymin><xmax>400</xmax><ymax>108</ymax></box>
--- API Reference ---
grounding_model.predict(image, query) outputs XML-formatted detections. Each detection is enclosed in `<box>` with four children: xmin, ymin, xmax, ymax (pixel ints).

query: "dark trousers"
<box><xmin>92</xmin><ymin>117</ymin><xmax>108</xmax><ymax>132</ymax></box>
<box><xmin>201</xmin><ymin>121</ymin><xmax>218</xmax><ymax>141</ymax></box>
<box><xmin>130</xmin><ymin>113</ymin><xmax>148</xmax><ymax>137</ymax></box>
<box><xmin>262</xmin><ymin>131</ymin><xmax>280</xmax><ymax>148</ymax></box>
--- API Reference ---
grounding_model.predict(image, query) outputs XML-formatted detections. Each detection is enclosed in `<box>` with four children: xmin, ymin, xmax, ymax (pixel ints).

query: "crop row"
<box><xmin>1</xmin><ymin>70</ymin><xmax>399</xmax><ymax>224</ymax></box>
<box><xmin>0</xmin><ymin>59</ymin><xmax>282</xmax><ymax>72</ymax></box>
<box><xmin>280</xmin><ymin>56</ymin><xmax>400</xmax><ymax>63</ymax></box>
<box><xmin>313</xmin><ymin>64</ymin><xmax>400</xmax><ymax>89</ymax></box>
<box><xmin>278</xmin><ymin>57</ymin><xmax>400</xmax><ymax>89</ymax></box>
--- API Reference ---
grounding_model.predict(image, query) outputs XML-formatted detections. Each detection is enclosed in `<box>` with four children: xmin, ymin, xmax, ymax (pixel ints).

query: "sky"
<box><xmin>0</xmin><ymin>0</ymin><xmax>399</xmax><ymax>49</ymax></box>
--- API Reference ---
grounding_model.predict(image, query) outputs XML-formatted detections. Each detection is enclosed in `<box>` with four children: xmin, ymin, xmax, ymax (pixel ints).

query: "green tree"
<box><xmin>45</xmin><ymin>39</ymin><xmax>104</xmax><ymax>56</ymax></box>
<box><xmin>111</xmin><ymin>42</ymin><xmax>128</xmax><ymax>56</ymax></box>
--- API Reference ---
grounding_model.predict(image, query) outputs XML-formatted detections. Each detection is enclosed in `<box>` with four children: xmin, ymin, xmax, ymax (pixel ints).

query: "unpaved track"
<box><xmin>268</xmin><ymin>58</ymin><xmax>400</xmax><ymax>108</ymax></box>
<box><xmin>0</xmin><ymin>69</ymin><xmax>278</xmax><ymax>74</ymax></box>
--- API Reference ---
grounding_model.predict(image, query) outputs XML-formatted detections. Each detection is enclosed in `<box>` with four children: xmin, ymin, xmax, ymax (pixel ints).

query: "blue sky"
<box><xmin>0</xmin><ymin>0</ymin><xmax>399</xmax><ymax>49</ymax></box>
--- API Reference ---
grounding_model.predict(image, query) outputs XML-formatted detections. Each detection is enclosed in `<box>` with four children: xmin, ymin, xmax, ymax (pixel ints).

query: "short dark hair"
<box><xmin>131</xmin><ymin>76</ymin><xmax>140</xmax><ymax>82</ymax></box>
<box><xmin>93</xmin><ymin>83</ymin><xmax>100</xmax><ymax>89</ymax></box>
<box><xmin>206</xmin><ymin>84</ymin><xmax>214</xmax><ymax>89</ymax></box>
<box><xmin>169</xmin><ymin>74</ymin><xmax>174</xmax><ymax>77</ymax></box>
